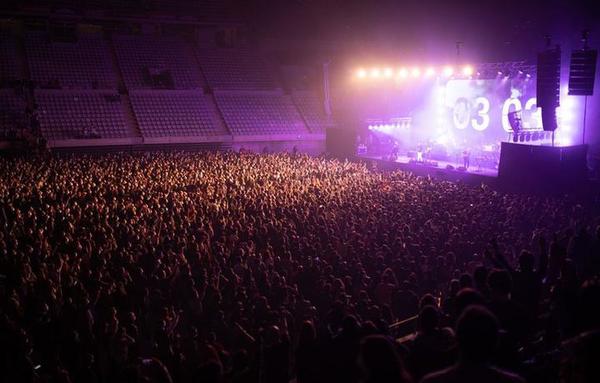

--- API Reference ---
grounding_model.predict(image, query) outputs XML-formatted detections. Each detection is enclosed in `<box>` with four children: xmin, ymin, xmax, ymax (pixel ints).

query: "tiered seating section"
<box><xmin>25</xmin><ymin>32</ymin><xmax>116</xmax><ymax>89</ymax></box>
<box><xmin>1</xmin><ymin>27</ymin><xmax>323</xmax><ymax>143</ymax></box>
<box><xmin>35</xmin><ymin>90</ymin><xmax>129</xmax><ymax>140</ymax></box>
<box><xmin>292</xmin><ymin>91</ymin><xmax>332</xmax><ymax>133</ymax></box>
<box><xmin>0</xmin><ymin>90</ymin><xmax>26</xmax><ymax>137</ymax></box>
<box><xmin>113</xmin><ymin>35</ymin><xmax>203</xmax><ymax>89</ymax></box>
<box><xmin>215</xmin><ymin>91</ymin><xmax>307</xmax><ymax>135</ymax></box>
<box><xmin>153</xmin><ymin>0</ymin><xmax>232</xmax><ymax>22</ymax></box>
<box><xmin>0</xmin><ymin>31</ymin><xmax>20</xmax><ymax>83</ymax></box>
<box><xmin>130</xmin><ymin>90</ymin><xmax>224</xmax><ymax>137</ymax></box>
<box><xmin>199</xmin><ymin>48</ymin><xmax>279</xmax><ymax>90</ymax></box>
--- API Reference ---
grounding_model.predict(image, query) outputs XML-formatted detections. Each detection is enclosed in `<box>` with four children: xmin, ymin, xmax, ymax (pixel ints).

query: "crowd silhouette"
<box><xmin>0</xmin><ymin>151</ymin><xmax>599</xmax><ymax>383</ymax></box>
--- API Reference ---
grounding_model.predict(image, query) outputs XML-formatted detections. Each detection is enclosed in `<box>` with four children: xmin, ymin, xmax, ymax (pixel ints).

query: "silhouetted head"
<box><xmin>419</xmin><ymin>294</ymin><xmax>436</xmax><ymax>310</ymax></box>
<box><xmin>454</xmin><ymin>288</ymin><xmax>486</xmax><ymax>319</ymax></box>
<box><xmin>358</xmin><ymin>335</ymin><xmax>411</xmax><ymax>383</ymax></box>
<box><xmin>487</xmin><ymin>269</ymin><xmax>512</xmax><ymax>298</ymax></box>
<box><xmin>456</xmin><ymin>305</ymin><xmax>499</xmax><ymax>364</ymax></box>
<box><xmin>298</xmin><ymin>320</ymin><xmax>316</xmax><ymax>344</ymax></box>
<box><xmin>577</xmin><ymin>278</ymin><xmax>600</xmax><ymax>333</ymax></box>
<box><xmin>459</xmin><ymin>273</ymin><xmax>473</xmax><ymax>289</ymax></box>
<box><xmin>561</xmin><ymin>330</ymin><xmax>600</xmax><ymax>383</ymax></box>
<box><xmin>342</xmin><ymin>315</ymin><xmax>360</xmax><ymax>336</ymax></box>
<box><xmin>519</xmin><ymin>250</ymin><xmax>535</xmax><ymax>273</ymax></box>
<box><xmin>418</xmin><ymin>305</ymin><xmax>439</xmax><ymax>333</ymax></box>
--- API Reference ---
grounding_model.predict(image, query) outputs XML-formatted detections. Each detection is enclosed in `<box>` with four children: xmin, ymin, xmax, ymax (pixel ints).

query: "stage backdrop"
<box><xmin>339</xmin><ymin>76</ymin><xmax>543</xmax><ymax>150</ymax></box>
<box><xmin>441</xmin><ymin>78</ymin><xmax>540</xmax><ymax>145</ymax></box>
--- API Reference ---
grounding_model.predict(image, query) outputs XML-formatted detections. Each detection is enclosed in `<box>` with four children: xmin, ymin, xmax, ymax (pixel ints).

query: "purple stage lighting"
<box><xmin>398</xmin><ymin>68</ymin><xmax>408</xmax><ymax>79</ymax></box>
<box><xmin>443</xmin><ymin>66</ymin><xmax>454</xmax><ymax>77</ymax></box>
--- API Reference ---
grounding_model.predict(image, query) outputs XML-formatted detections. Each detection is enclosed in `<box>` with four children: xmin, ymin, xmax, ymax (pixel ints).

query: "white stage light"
<box><xmin>384</xmin><ymin>68</ymin><xmax>393</xmax><ymax>78</ymax></box>
<box><xmin>411</xmin><ymin>67</ymin><xmax>421</xmax><ymax>77</ymax></box>
<box><xmin>425</xmin><ymin>67</ymin><xmax>436</xmax><ymax>77</ymax></box>
<box><xmin>443</xmin><ymin>66</ymin><xmax>454</xmax><ymax>77</ymax></box>
<box><xmin>462</xmin><ymin>65</ymin><xmax>474</xmax><ymax>76</ymax></box>
<box><xmin>357</xmin><ymin>68</ymin><xmax>367</xmax><ymax>79</ymax></box>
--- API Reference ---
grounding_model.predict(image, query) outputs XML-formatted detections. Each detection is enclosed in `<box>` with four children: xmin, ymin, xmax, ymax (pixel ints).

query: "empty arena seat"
<box><xmin>35</xmin><ymin>90</ymin><xmax>129</xmax><ymax>140</ymax></box>
<box><xmin>0</xmin><ymin>89</ymin><xmax>26</xmax><ymax>137</ymax></box>
<box><xmin>129</xmin><ymin>90</ymin><xmax>225</xmax><ymax>137</ymax></box>
<box><xmin>292</xmin><ymin>91</ymin><xmax>333</xmax><ymax>133</ymax></box>
<box><xmin>0</xmin><ymin>30</ymin><xmax>21</xmax><ymax>83</ymax></box>
<box><xmin>215</xmin><ymin>91</ymin><xmax>308</xmax><ymax>135</ymax></box>
<box><xmin>152</xmin><ymin>0</ymin><xmax>232</xmax><ymax>22</ymax></box>
<box><xmin>113</xmin><ymin>34</ymin><xmax>204</xmax><ymax>89</ymax></box>
<box><xmin>198</xmin><ymin>48</ymin><xmax>279</xmax><ymax>90</ymax></box>
<box><xmin>24</xmin><ymin>31</ymin><xmax>117</xmax><ymax>89</ymax></box>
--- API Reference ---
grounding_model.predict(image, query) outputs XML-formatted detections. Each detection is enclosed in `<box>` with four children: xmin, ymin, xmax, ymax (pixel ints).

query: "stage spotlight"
<box><xmin>398</xmin><ymin>68</ymin><xmax>408</xmax><ymax>78</ymax></box>
<box><xmin>497</xmin><ymin>71</ymin><xmax>503</xmax><ymax>76</ymax></box>
<box><xmin>443</xmin><ymin>66</ymin><xmax>454</xmax><ymax>77</ymax></box>
<box><xmin>411</xmin><ymin>67</ymin><xmax>421</xmax><ymax>77</ymax></box>
<box><xmin>371</xmin><ymin>68</ymin><xmax>381</xmax><ymax>78</ymax></box>
<box><xmin>356</xmin><ymin>69</ymin><xmax>367</xmax><ymax>79</ymax></box>
<box><xmin>383</xmin><ymin>67</ymin><xmax>393</xmax><ymax>78</ymax></box>
<box><xmin>462</xmin><ymin>65</ymin><xmax>474</xmax><ymax>76</ymax></box>
<box><xmin>425</xmin><ymin>67</ymin><xmax>436</xmax><ymax>77</ymax></box>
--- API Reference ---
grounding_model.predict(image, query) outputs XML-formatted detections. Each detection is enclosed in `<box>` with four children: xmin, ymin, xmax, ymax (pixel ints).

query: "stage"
<box><xmin>355</xmin><ymin>142</ymin><xmax>592</xmax><ymax>193</ymax></box>
<box><xmin>356</xmin><ymin>154</ymin><xmax>499</xmax><ymax>185</ymax></box>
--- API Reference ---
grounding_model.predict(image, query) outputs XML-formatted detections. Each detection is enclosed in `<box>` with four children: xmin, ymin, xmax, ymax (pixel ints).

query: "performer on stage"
<box><xmin>391</xmin><ymin>141</ymin><xmax>399</xmax><ymax>161</ymax></box>
<box><xmin>462</xmin><ymin>148</ymin><xmax>470</xmax><ymax>170</ymax></box>
<box><xmin>417</xmin><ymin>145</ymin><xmax>423</xmax><ymax>162</ymax></box>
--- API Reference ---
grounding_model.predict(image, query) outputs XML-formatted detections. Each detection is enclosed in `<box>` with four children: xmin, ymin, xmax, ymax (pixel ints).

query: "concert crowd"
<box><xmin>1</xmin><ymin>152</ymin><xmax>599</xmax><ymax>383</ymax></box>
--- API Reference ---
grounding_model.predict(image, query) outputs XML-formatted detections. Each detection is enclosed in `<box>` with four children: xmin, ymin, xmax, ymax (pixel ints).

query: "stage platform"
<box><xmin>357</xmin><ymin>143</ymin><xmax>596</xmax><ymax>194</ymax></box>
<box><xmin>356</xmin><ymin>154</ymin><xmax>499</xmax><ymax>186</ymax></box>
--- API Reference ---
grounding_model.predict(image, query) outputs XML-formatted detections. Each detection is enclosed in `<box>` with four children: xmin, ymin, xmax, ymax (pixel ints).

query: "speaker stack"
<box><xmin>568</xmin><ymin>49</ymin><xmax>597</xmax><ymax>96</ymax></box>
<box><xmin>568</xmin><ymin>30</ymin><xmax>597</xmax><ymax>144</ymax></box>
<box><xmin>537</xmin><ymin>46</ymin><xmax>561</xmax><ymax>131</ymax></box>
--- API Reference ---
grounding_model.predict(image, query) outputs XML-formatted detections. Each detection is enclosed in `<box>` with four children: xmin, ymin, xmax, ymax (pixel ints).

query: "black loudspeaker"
<box><xmin>537</xmin><ymin>47</ymin><xmax>561</xmax><ymax>108</ymax></box>
<box><xmin>569</xmin><ymin>49</ymin><xmax>598</xmax><ymax>95</ymax></box>
<box><xmin>326</xmin><ymin>127</ymin><xmax>357</xmax><ymax>158</ymax></box>
<box><xmin>541</xmin><ymin>106</ymin><xmax>558</xmax><ymax>131</ymax></box>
